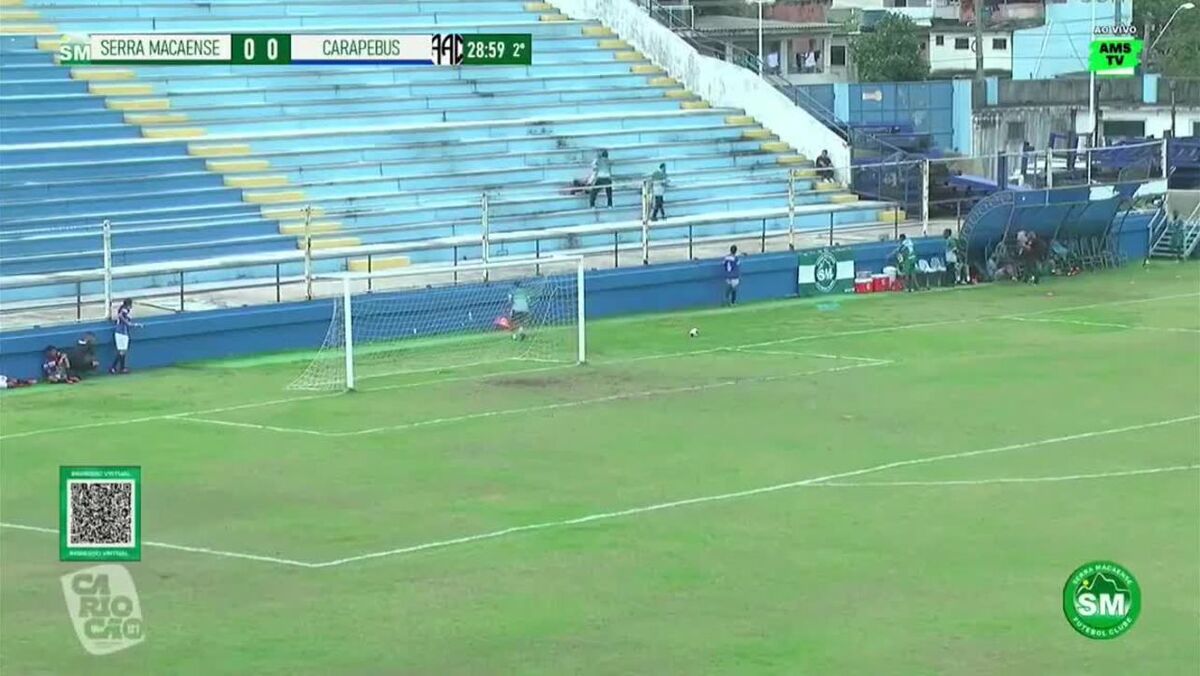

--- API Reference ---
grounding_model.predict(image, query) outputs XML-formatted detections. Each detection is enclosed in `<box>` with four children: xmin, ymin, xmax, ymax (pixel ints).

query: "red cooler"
<box><xmin>871</xmin><ymin>274</ymin><xmax>889</xmax><ymax>293</ymax></box>
<box><xmin>854</xmin><ymin>276</ymin><xmax>873</xmax><ymax>294</ymax></box>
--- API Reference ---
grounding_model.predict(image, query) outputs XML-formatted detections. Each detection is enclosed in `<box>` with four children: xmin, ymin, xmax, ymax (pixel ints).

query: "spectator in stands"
<box><xmin>805</xmin><ymin>50</ymin><xmax>818</xmax><ymax>73</ymax></box>
<box><xmin>723</xmin><ymin>245</ymin><xmax>741</xmax><ymax>306</ymax></box>
<box><xmin>767</xmin><ymin>51</ymin><xmax>779</xmax><ymax>75</ymax></box>
<box><xmin>647</xmin><ymin>163</ymin><xmax>668</xmax><ymax>221</ymax></box>
<box><xmin>109</xmin><ymin>299</ymin><xmax>141</xmax><ymax>374</ymax></box>
<box><xmin>815</xmin><ymin>150</ymin><xmax>834</xmax><ymax>183</ymax></box>
<box><xmin>43</xmin><ymin>346</ymin><xmax>78</xmax><ymax>384</ymax></box>
<box><xmin>66</xmin><ymin>333</ymin><xmax>99</xmax><ymax>379</ymax></box>
<box><xmin>588</xmin><ymin>150</ymin><xmax>613</xmax><ymax>209</ymax></box>
<box><xmin>942</xmin><ymin>228</ymin><xmax>960</xmax><ymax>286</ymax></box>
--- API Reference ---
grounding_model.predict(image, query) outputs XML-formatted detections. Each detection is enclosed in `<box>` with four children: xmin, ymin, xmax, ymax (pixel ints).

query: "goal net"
<box><xmin>288</xmin><ymin>257</ymin><xmax>585</xmax><ymax>391</ymax></box>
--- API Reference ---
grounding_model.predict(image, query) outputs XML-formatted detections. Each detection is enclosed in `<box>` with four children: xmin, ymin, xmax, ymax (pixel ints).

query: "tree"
<box><xmin>850</xmin><ymin>14</ymin><xmax>930</xmax><ymax>82</ymax></box>
<box><xmin>1135</xmin><ymin>0</ymin><xmax>1200</xmax><ymax>77</ymax></box>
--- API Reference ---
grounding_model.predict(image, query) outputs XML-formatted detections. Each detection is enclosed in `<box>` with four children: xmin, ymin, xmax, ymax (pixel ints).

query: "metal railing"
<box><xmin>0</xmin><ymin>140</ymin><xmax>1175</xmax><ymax>329</ymax></box>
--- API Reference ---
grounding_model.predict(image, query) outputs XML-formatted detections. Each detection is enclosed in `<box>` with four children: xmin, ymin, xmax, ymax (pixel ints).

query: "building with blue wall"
<box><xmin>796</xmin><ymin>80</ymin><xmax>973</xmax><ymax>155</ymax></box>
<box><xmin>1012</xmin><ymin>0</ymin><xmax>1132</xmax><ymax>80</ymax></box>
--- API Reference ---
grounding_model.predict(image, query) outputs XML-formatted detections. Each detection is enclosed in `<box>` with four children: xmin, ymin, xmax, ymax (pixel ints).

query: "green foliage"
<box><xmin>1135</xmin><ymin>0</ymin><xmax>1200</xmax><ymax>76</ymax></box>
<box><xmin>850</xmin><ymin>14</ymin><xmax>930</xmax><ymax>82</ymax></box>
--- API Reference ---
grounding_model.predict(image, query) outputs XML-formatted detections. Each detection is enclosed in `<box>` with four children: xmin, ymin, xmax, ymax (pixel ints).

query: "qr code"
<box><xmin>68</xmin><ymin>481</ymin><xmax>134</xmax><ymax>546</ymax></box>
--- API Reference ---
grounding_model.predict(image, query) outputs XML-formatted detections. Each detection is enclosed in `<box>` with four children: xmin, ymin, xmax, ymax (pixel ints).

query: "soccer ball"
<box><xmin>688</xmin><ymin>328</ymin><xmax>699</xmax><ymax>338</ymax></box>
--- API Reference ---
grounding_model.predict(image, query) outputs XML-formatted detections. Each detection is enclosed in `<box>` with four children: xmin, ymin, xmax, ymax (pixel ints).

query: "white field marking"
<box><xmin>814</xmin><ymin>465</ymin><xmax>1200</xmax><ymax>488</ymax></box>
<box><xmin>732</xmin><ymin>347</ymin><xmax>891</xmax><ymax>363</ymax></box>
<box><xmin>1012</xmin><ymin>291</ymin><xmax>1200</xmax><ymax>317</ymax></box>
<box><xmin>0</xmin><ymin>392</ymin><xmax>340</xmax><ymax>442</ymax></box>
<box><xmin>1002</xmin><ymin>316</ymin><xmax>1200</xmax><ymax>334</ymax></box>
<box><xmin>4</xmin><ymin>415</ymin><xmax>1195</xmax><ymax>569</ymax></box>
<box><xmin>299</xmin><ymin>361</ymin><xmax>889</xmax><ymax>438</ymax></box>
<box><xmin>178</xmin><ymin>417</ymin><xmax>332</xmax><ymax>436</ymax></box>
<box><xmin>305</xmin><ymin>414</ymin><xmax>1200</xmax><ymax>568</ymax></box>
<box><xmin>0</xmin><ymin>522</ymin><xmax>316</xmax><ymax>568</ymax></box>
<box><xmin>3</xmin><ymin>291</ymin><xmax>1193</xmax><ymax>443</ymax></box>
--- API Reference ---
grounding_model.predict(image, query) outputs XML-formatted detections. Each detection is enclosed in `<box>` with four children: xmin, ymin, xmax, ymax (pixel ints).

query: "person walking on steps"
<box><xmin>648</xmin><ymin>163</ymin><xmax>668</xmax><ymax>221</ymax></box>
<box><xmin>589</xmin><ymin>149</ymin><xmax>613</xmax><ymax>208</ymax></box>
<box><xmin>110</xmin><ymin>299</ymin><xmax>142</xmax><ymax>374</ymax></box>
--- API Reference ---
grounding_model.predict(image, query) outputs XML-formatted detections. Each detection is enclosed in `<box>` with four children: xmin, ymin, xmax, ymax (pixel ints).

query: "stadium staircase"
<box><xmin>0</xmin><ymin>0</ymin><xmax>900</xmax><ymax>304</ymax></box>
<box><xmin>1149</xmin><ymin>203</ymin><xmax>1200</xmax><ymax>260</ymax></box>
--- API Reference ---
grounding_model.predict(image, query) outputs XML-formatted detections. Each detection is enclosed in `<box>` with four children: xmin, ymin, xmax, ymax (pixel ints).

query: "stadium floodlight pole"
<box><xmin>101</xmin><ymin>219</ymin><xmax>113</xmax><ymax>319</ymax></box>
<box><xmin>747</xmin><ymin>0</ymin><xmax>775</xmax><ymax>76</ymax></box>
<box><xmin>341</xmin><ymin>277</ymin><xmax>355</xmax><ymax>390</ymax></box>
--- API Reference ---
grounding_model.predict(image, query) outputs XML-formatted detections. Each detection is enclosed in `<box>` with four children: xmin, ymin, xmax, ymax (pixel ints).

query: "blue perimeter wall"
<box><xmin>0</xmin><ymin>214</ymin><xmax>1153</xmax><ymax>379</ymax></box>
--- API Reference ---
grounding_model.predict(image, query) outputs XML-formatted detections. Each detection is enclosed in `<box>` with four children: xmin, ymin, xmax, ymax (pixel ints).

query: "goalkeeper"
<box><xmin>508</xmin><ymin>282</ymin><xmax>531</xmax><ymax>340</ymax></box>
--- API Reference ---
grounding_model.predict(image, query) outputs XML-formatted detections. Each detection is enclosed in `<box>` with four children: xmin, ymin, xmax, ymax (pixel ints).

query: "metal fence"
<box><xmin>0</xmin><ymin>139</ymin><xmax>1174</xmax><ymax>329</ymax></box>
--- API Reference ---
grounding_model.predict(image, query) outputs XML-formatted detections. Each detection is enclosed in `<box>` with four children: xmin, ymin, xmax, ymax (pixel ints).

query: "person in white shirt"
<box><xmin>647</xmin><ymin>163</ymin><xmax>668</xmax><ymax>221</ymax></box>
<box><xmin>588</xmin><ymin>149</ymin><xmax>613</xmax><ymax>208</ymax></box>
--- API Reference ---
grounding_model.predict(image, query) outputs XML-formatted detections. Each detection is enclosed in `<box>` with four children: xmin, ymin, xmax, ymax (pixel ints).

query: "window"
<box><xmin>830</xmin><ymin>45</ymin><xmax>846</xmax><ymax>66</ymax></box>
<box><xmin>1193</xmin><ymin>121</ymin><xmax>1200</xmax><ymax>137</ymax></box>
<box><xmin>954</xmin><ymin>38</ymin><xmax>970</xmax><ymax>50</ymax></box>
<box><xmin>935</xmin><ymin>35</ymin><xmax>944</xmax><ymax>46</ymax></box>
<box><xmin>1104</xmin><ymin>120</ymin><xmax>1146</xmax><ymax>138</ymax></box>
<box><xmin>992</xmin><ymin>38</ymin><xmax>1008</xmax><ymax>50</ymax></box>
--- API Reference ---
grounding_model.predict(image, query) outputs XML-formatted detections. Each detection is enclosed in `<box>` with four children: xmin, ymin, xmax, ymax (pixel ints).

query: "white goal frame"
<box><xmin>316</xmin><ymin>256</ymin><xmax>586</xmax><ymax>391</ymax></box>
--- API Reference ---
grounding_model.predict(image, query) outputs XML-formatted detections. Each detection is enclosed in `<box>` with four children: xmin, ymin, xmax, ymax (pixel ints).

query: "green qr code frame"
<box><xmin>60</xmin><ymin>466</ymin><xmax>142</xmax><ymax>562</ymax></box>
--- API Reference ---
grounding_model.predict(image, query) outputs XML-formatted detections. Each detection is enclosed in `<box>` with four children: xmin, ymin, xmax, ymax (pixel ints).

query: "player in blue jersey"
<box><xmin>109</xmin><ymin>299</ymin><xmax>141</xmax><ymax>374</ymax></box>
<box><xmin>723</xmin><ymin>245</ymin><xmax>741</xmax><ymax>306</ymax></box>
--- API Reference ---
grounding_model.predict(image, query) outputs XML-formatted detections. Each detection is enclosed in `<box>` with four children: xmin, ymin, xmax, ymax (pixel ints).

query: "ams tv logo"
<box><xmin>1063</xmin><ymin>561</ymin><xmax>1141</xmax><ymax>639</ymax></box>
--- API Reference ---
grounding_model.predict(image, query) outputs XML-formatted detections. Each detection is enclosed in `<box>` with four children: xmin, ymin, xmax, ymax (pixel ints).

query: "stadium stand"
<box><xmin>0</xmin><ymin>0</ymin><xmax>898</xmax><ymax>306</ymax></box>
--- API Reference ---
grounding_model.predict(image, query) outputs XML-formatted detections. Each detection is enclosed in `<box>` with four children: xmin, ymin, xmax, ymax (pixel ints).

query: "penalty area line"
<box><xmin>1001</xmin><ymin>316</ymin><xmax>1200</xmax><ymax>334</ymax></box>
<box><xmin>2</xmin><ymin>291</ymin><xmax>1193</xmax><ymax>443</ymax></box>
<box><xmin>0</xmin><ymin>523</ymin><xmax>317</xmax><ymax>568</ymax></box>
<box><xmin>3</xmin><ymin>415</ymin><xmax>1195</xmax><ymax>569</ymax></box>
<box><xmin>813</xmin><ymin>464</ymin><xmax>1200</xmax><ymax>488</ymax></box>
<box><xmin>305</xmin><ymin>414</ymin><xmax>1200</xmax><ymax>568</ymax></box>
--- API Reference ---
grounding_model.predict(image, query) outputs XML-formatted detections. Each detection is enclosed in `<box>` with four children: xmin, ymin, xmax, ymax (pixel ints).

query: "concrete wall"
<box><xmin>0</xmin><ymin>216</ymin><xmax>1156</xmax><ymax>380</ymax></box>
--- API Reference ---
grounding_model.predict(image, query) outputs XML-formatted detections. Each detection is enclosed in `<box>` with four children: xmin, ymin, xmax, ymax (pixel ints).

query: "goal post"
<box><xmin>289</xmin><ymin>256</ymin><xmax>586</xmax><ymax>391</ymax></box>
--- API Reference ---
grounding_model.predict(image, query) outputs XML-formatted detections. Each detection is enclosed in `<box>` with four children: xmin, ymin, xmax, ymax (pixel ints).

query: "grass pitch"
<box><xmin>2</xmin><ymin>264</ymin><xmax>1198</xmax><ymax>675</ymax></box>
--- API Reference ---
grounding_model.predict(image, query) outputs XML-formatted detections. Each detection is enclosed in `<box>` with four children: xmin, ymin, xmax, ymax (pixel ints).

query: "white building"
<box><xmin>927</xmin><ymin>26</ymin><xmax>1013</xmax><ymax>75</ymax></box>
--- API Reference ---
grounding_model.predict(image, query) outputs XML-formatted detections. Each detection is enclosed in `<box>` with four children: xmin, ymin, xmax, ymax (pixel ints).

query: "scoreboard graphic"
<box><xmin>58</xmin><ymin>33</ymin><xmax>533</xmax><ymax>66</ymax></box>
